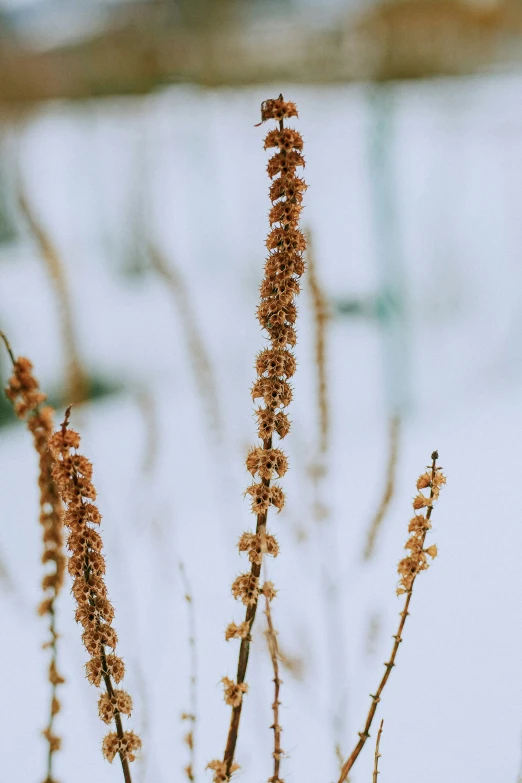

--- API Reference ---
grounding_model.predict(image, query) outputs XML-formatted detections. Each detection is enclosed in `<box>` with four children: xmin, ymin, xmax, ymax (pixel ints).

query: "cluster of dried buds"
<box><xmin>397</xmin><ymin>460</ymin><xmax>446</xmax><ymax>595</ymax></box>
<box><xmin>49</xmin><ymin>412</ymin><xmax>141</xmax><ymax>768</ymax></box>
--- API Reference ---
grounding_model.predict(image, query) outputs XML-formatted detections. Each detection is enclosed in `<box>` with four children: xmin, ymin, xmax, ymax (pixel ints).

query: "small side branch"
<box><xmin>179</xmin><ymin>561</ymin><xmax>198</xmax><ymax>783</ymax></box>
<box><xmin>373</xmin><ymin>720</ymin><xmax>383</xmax><ymax>783</ymax></box>
<box><xmin>264</xmin><ymin>595</ymin><xmax>283</xmax><ymax>783</ymax></box>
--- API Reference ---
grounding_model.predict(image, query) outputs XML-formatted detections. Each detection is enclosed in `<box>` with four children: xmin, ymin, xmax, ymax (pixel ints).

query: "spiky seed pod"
<box><xmin>218</xmin><ymin>97</ymin><xmax>306</xmax><ymax>782</ymax></box>
<box><xmin>263</xmin><ymin>128</ymin><xmax>303</xmax><ymax>151</ymax></box>
<box><xmin>102</xmin><ymin>731</ymin><xmax>142</xmax><ymax>763</ymax></box>
<box><xmin>222</xmin><ymin>678</ymin><xmax>248</xmax><ymax>708</ymax></box>
<box><xmin>225</xmin><ymin>622</ymin><xmax>250</xmax><ymax>641</ymax></box>
<box><xmin>2</xmin><ymin>349</ymin><xmax>65</xmax><ymax>780</ymax></box>
<box><xmin>258</xmin><ymin>97</ymin><xmax>298</xmax><ymax>123</ymax></box>
<box><xmin>86</xmin><ymin>654</ymin><xmax>125</xmax><ymax>687</ymax></box>
<box><xmin>207</xmin><ymin>760</ymin><xmax>240</xmax><ymax>783</ymax></box>
<box><xmin>238</xmin><ymin>532</ymin><xmax>279</xmax><ymax>564</ymax></box>
<box><xmin>231</xmin><ymin>573</ymin><xmax>259</xmax><ymax>606</ymax></box>
<box><xmin>50</xmin><ymin>410</ymin><xmax>140</xmax><ymax>773</ymax></box>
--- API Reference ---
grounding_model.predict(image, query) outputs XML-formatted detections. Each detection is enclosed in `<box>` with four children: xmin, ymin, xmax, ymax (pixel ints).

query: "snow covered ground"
<box><xmin>1</xmin><ymin>76</ymin><xmax>522</xmax><ymax>783</ymax></box>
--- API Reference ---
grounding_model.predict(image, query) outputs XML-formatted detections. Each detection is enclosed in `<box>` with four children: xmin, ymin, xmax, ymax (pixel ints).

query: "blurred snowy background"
<box><xmin>2</xmin><ymin>2</ymin><xmax>522</xmax><ymax>783</ymax></box>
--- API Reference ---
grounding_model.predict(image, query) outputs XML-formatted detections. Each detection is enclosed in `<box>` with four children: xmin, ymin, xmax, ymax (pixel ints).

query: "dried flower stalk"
<box><xmin>18</xmin><ymin>192</ymin><xmax>88</xmax><ymax>404</ymax></box>
<box><xmin>373</xmin><ymin>719</ymin><xmax>383</xmax><ymax>783</ymax></box>
<box><xmin>179</xmin><ymin>561</ymin><xmax>198</xmax><ymax>783</ymax></box>
<box><xmin>207</xmin><ymin>96</ymin><xmax>306</xmax><ymax>783</ymax></box>
<box><xmin>306</xmin><ymin>229</ymin><xmax>330</xmax><ymax>455</ymax></box>
<box><xmin>49</xmin><ymin>408</ymin><xmax>140</xmax><ymax>783</ymax></box>
<box><xmin>1</xmin><ymin>334</ymin><xmax>65</xmax><ymax>783</ymax></box>
<box><xmin>338</xmin><ymin>451</ymin><xmax>445</xmax><ymax>783</ymax></box>
<box><xmin>264</xmin><ymin>595</ymin><xmax>283</xmax><ymax>783</ymax></box>
<box><xmin>149</xmin><ymin>244</ymin><xmax>223</xmax><ymax>441</ymax></box>
<box><xmin>363</xmin><ymin>416</ymin><xmax>401</xmax><ymax>560</ymax></box>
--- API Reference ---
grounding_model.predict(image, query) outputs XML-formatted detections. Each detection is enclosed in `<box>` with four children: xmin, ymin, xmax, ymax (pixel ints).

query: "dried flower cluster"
<box><xmin>337</xmin><ymin>451</ymin><xmax>445</xmax><ymax>783</ymax></box>
<box><xmin>208</xmin><ymin>96</ymin><xmax>306</xmax><ymax>783</ymax></box>
<box><xmin>397</xmin><ymin>463</ymin><xmax>445</xmax><ymax>595</ymax></box>
<box><xmin>49</xmin><ymin>409</ymin><xmax>140</xmax><ymax>779</ymax></box>
<box><xmin>2</xmin><ymin>346</ymin><xmax>65</xmax><ymax>783</ymax></box>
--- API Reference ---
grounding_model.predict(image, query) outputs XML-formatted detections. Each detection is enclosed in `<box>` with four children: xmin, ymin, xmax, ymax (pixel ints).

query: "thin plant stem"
<box><xmin>0</xmin><ymin>331</ymin><xmax>16</xmax><ymax>364</ymax></box>
<box><xmin>306</xmin><ymin>229</ymin><xmax>330</xmax><ymax>455</ymax></box>
<box><xmin>373</xmin><ymin>720</ymin><xmax>383</xmax><ymax>783</ymax></box>
<box><xmin>179</xmin><ymin>561</ymin><xmax>198</xmax><ymax>783</ymax></box>
<box><xmin>148</xmin><ymin>244</ymin><xmax>223</xmax><ymax>442</ymax></box>
<box><xmin>17</xmin><ymin>192</ymin><xmax>88</xmax><ymax>404</ymax></box>
<box><xmin>264</xmin><ymin>593</ymin><xmax>283</xmax><ymax>782</ymax></box>
<box><xmin>363</xmin><ymin>415</ymin><xmax>401</xmax><ymax>560</ymax></box>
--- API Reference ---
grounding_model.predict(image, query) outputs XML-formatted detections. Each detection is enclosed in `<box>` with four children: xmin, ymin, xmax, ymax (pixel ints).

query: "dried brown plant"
<box><xmin>148</xmin><ymin>244</ymin><xmax>223</xmax><ymax>441</ymax></box>
<box><xmin>18</xmin><ymin>191</ymin><xmax>88</xmax><ymax>405</ymax></box>
<box><xmin>179</xmin><ymin>561</ymin><xmax>198</xmax><ymax>783</ymax></box>
<box><xmin>373</xmin><ymin>719</ymin><xmax>384</xmax><ymax>783</ymax></box>
<box><xmin>306</xmin><ymin>229</ymin><xmax>330</xmax><ymax>456</ymax></box>
<box><xmin>207</xmin><ymin>95</ymin><xmax>306</xmax><ymax>783</ymax></box>
<box><xmin>264</xmin><ymin>595</ymin><xmax>283</xmax><ymax>783</ymax></box>
<box><xmin>49</xmin><ymin>408</ymin><xmax>140</xmax><ymax>783</ymax></box>
<box><xmin>363</xmin><ymin>416</ymin><xmax>401</xmax><ymax>560</ymax></box>
<box><xmin>337</xmin><ymin>451</ymin><xmax>445</xmax><ymax>783</ymax></box>
<box><xmin>1</xmin><ymin>334</ymin><xmax>66</xmax><ymax>783</ymax></box>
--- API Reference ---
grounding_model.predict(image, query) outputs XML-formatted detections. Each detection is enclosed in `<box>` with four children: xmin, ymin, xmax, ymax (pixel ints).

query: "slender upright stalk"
<box><xmin>180</xmin><ymin>561</ymin><xmax>198</xmax><ymax>783</ymax></box>
<box><xmin>338</xmin><ymin>452</ymin><xmax>445</xmax><ymax>783</ymax></box>
<box><xmin>265</xmin><ymin>596</ymin><xmax>283</xmax><ymax>783</ymax></box>
<box><xmin>207</xmin><ymin>96</ymin><xmax>306</xmax><ymax>783</ymax></box>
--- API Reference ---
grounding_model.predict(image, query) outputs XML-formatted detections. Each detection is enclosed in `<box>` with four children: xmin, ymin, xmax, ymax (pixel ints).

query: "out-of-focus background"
<box><xmin>1</xmin><ymin>1</ymin><xmax>522</xmax><ymax>781</ymax></box>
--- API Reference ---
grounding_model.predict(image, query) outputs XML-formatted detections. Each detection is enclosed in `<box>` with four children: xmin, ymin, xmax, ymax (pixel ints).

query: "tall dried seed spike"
<box><xmin>1</xmin><ymin>335</ymin><xmax>65</xmax><ymax>783</ymax></box>
<box><xmin>213</xmin><ymin>97</ymin><xmax>306</xmax><ymax>783</ymax></box>
<box><xmin>338</xmin><ymin>451</ymin><xmax>445</xmax><ymax>783</ymax></box>
<box><xmin>50</xmin><ymin>408</ymin><xmax>140</xmax><ymax>783</ymax></box>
